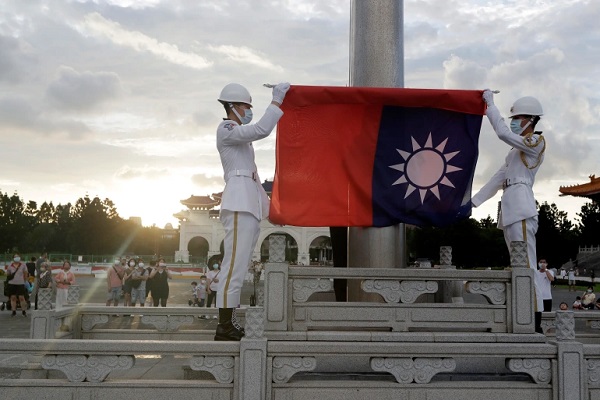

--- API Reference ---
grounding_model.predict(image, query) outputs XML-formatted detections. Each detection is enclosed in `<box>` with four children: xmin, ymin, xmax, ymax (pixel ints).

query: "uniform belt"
<box><xmin>502</xmin><ymin>178</ymin><xmax>532</xmax><ymax>189</ymax></box>
<box><xmin>226</xmin><ymin>169</ymin><xmax>256</xmax><ymax>182</ymax></box>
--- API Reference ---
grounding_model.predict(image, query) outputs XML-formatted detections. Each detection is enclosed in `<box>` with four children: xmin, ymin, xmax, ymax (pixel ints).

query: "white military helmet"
<box><xmin>509</xmin><ymin>96</ymin><xmax>543</xmax><ymax>117</ymax></box>
<box><xmin>218</xmin><ymin>83</ymin><xmax>252</xmax><ymax>106</ymax></box>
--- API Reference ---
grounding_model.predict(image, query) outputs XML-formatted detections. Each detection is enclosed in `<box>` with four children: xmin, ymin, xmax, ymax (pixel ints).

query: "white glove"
<box><xmin>272</xmin><ymin>82</ymin><xmax>290</xmax><ymax>104</ymax></box>
<box><xmin>482</xmin><ymin>89</ymin><xmax>494</xmax><ymax>106</ymax></box>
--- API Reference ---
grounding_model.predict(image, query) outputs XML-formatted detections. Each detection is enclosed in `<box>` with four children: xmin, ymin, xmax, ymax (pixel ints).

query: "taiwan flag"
<box><xmin>269</xmin><ymin>86</ymin><xmax>486</xmax><ymax>227</ymax></box>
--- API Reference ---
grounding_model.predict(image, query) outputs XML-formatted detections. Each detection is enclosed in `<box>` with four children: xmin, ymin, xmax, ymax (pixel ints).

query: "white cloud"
<box><xmin>77</xmin><ymin>12</ymin><xmax>212</xmax><ymax>70</ymax></box>
<box><xmin>207</xmin><ymin>44</ymin><xmax>284</xmax><ymax>72</ymax></box>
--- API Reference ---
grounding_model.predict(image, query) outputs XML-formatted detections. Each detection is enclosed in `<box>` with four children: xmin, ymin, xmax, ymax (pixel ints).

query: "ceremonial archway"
<box><xmin>187</xmin><ymin>236</ymin><xmax>209</xmax><ymax>264</ymax></box>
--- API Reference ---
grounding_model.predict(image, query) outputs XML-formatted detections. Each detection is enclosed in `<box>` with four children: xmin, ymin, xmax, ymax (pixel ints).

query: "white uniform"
<box><xmin>216</xmin><ymin>104</ymin><xmax>284</xmax><ymax>308</ymax></box>
<box><xmin>472</xmin><ymin>104</ymin><xmax>545</xmax><ymax>311</ymax></box>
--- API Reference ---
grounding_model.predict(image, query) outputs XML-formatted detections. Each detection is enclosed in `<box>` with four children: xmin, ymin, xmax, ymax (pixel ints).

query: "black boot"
<box><xmin>214</xmin><ymin>308</ymin><xmax>244</xmax><ymax>341</ymax></box>
<box><xmin>231</xmin><ymin>308</ymin><xmax>245</xmax><ymax>335</ymax></box>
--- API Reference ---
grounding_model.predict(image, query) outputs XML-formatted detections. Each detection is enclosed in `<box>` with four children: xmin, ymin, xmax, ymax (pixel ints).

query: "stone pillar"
<box><xmin>510</xmin><ymin>241</ymin><xmax>535</xmax><ymax>333</ymax></box>
<box><xmin>555</xmin><ymin>311</ymin><xmax>584</xmax><ymax>400</ymax></box>
<box><xmin>435</xmin><ymin>246</ymin><xmax>463</xmax><ymax>303</ymax></box>
<box><xmin>37</xmin><ymin>288</ymin><xmax>53</xmax><ymax>310</ymax></box>
<box><xmin>239</xmin><ymin>307</ymin><xmax>267</xmax><ymax>400</ymax></box>
<box><xmin>348</xmin><ymin>0</ymin><xmax>406</xmax><ymax>301</ymax></box>
<box><xmin>264</xmin><ymin>235</ymin><xmax>288</xmax><ymax>331</ymax></box>
<box><xmin>67</xmin><ymin>285</ymin><xmax>80</xmax><ymax>305</ymax></box>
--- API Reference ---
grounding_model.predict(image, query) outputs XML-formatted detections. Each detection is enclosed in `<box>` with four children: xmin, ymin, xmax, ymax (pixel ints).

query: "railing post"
<box><xmin>510</xmin><ymin>241</ymin><xmax>535</xmax><ymax>333</ymax></box>
<box><xmin>37</xmin><ymin>288</ymin><xmax>53</xmax><ymax>310</ymax></box>
<box><xmin>239</xmin><ymin>307</ymin><xmax>267</xmax><ymax>400</ymax></box>
<box><xmin>264</xmin><ymin>235</ymin><xmax>289</xmax><ymax>332</ymax></box>
<box><xmin>30</xmin><ymin>310</ymin><xmax>53</xmax><ymax>339</ymax></box>
<box><xmin>555</xmin><ymin>310</ymin><xmax>585</xmax><ymax>400</ymax></box>
<box><xmin>435</xmin><ymin>246</ymin><xmax>463</xmax><ymax>303</ymax></box>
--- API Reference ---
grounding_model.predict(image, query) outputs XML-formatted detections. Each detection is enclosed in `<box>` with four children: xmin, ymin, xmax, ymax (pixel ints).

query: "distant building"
<box><xmin>129</xmin><ymin>216</ymin><xmax>142</xmax><ymax>226</ymax></box>
<box><xmin>173</xmin><ymin>181</ymin><xmax>331</xmax><ymax>265</ymax></box>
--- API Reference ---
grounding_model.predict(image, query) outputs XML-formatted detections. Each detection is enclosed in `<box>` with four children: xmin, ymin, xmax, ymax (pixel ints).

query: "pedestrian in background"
<box><xmin>32</xmin><ymin>252</ymin><xmax>48</xmax><ymax>309</ymax></box>
<box><xmin>6</xmin><ymin>252</ymin><xmax>29</xmax><ymax>316</ymax></box>
<box><xmin>149</xmin><ymin>258</ymin><xmax>171</xmax><ymax>307</ymax></box>
<box><xmin>568</xmin><ymin>269</ymin><xmax>576</xmax><ymax>291</ymax></box>
<box><xmin>54</xmin><ymin>261</ymin><xmax>75</xmax><ymax>310</ymax></box>
<box><xmin>129</xmin><ymin>259</ymin><xmax>148</xmax><ymax>307</ymax></box>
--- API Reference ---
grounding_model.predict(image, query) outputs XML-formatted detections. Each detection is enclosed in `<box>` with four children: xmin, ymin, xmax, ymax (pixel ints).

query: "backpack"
<box><xmin>6</xmin><ymin>264</ymin><xmax>20</xmax><ymax>282</ymax></box>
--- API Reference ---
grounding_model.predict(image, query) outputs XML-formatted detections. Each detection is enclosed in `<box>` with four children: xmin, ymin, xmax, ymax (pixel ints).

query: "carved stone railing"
<box><xmin>5</xmin><ymin>239</ymin><xmax>595</xmax><ymax>399</ymax></box>
<box><xmin>30</xmin><ymin>306</ymin><xmax>239</xmax><ymax>340</ymax></box>
<box><xmin>541</xmin><ymin>311</ymin><xmax>600</xmax><ymax>338</ymax></box>
<box><xmin>264</xmin><ymin>264</ymin><xmax>535</xmax><ymax>336</ymax></box>
<box><xmin>0</xmin><ymin>337</ymin><xmax>580</xmax><ymax>399</ymax></box>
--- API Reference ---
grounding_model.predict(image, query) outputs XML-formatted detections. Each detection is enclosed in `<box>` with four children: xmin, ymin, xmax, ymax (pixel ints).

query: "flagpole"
<box><xmin>347</xmin><ymin>0</ymin><xmax>406</xmax><ymax>302</ymax></box>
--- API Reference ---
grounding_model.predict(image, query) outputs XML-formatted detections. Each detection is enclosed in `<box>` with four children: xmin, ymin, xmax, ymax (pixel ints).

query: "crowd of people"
<box><xmin>2</xmin><ymin>252</ymin><xmax>229</xmax><ymax>313</ymax></box>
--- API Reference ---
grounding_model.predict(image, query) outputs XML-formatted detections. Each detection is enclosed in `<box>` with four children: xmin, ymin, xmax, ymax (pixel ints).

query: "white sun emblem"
<box><xmin>388</xmin><ymin>133</ymin><xmax>462</xmax><ymax>204</ymax></box>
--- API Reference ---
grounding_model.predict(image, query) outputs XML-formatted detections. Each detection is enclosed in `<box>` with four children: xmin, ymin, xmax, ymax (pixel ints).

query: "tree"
<box><xmin>536</xmin><ymin>202</ymin><xmax>578</xmax><ymax>266</ymax></box>
<box><xmin>577</xmin><ymin>201</ymin><xmax>600</xmax><ymax>247</ymax></box>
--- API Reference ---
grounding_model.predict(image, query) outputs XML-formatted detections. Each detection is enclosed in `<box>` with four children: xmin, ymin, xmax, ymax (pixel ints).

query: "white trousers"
<box><xmin>503</xmin><ymin>216</ymin><xmax>542</xmax><ymax>311</ymax></box>
<box><xmin>217</xmin><ymin>210</ymin><xmax>260</xmax><ymax>308</ymax></box>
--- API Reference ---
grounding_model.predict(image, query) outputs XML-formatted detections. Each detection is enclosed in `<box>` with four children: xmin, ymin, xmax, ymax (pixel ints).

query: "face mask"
<box><xmin>232</xmin><ymin>105</ymin><xmax>253</xmax><ymax>125</ymax></box>
<box><xmin>213</xmin><ymin>264</ymin><xmax>219</xmax><ymax>269</ymax></box>
<box><xmin>538</xmin><ymin>263</ymin><xmax>545</xmax><ymax>268</ymax></box>
<box><xmin>159</xmin><ymin>263</ymin><xmax>166</xmax><ymax>267</ymax></box>
<box><xmin>13</xmin><ymin>257</ymin><xmax>20</xmax><ymax>262</ymax></box>
<box><xmin>114</xmin><ymin>260</ymin><xmax>120</xmax><ymax>266</ymax></box>
<box><xmin>588</xmin><ymin>290</ymin><xmax>593</xmax><ymax>293</ymax></box>
<box><xmin>129</xmin><ymin>261</ymin><xmax>136</xmax><ymax>267</ymax></box>
<box><xmin>139</xmin><ymin>263</ymin><xmax>145</xmax><ymax>268</ymax></box>
<box><xmin>201</xmin><ymin>280</ymin><xmax>206</xmax><ymax>285</ymax></box>
<box><xmin>510</xmin><ymin>119</ymin><xmax>523</xmax><ymax>134</ymax></box>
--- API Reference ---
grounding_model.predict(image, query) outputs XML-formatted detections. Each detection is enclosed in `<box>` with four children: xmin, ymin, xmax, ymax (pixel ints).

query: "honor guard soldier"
<box><xmin>215</xmin><ymin>82</ymin><xmax>290</xmax><ymax>340</ymax></box>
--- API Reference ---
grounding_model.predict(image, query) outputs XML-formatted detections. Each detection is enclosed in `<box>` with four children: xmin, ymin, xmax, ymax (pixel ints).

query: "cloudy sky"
<box><xmin>0</xmin><ymin>0</ymin><xmax>598</xmax><ymax>228</ymax></box>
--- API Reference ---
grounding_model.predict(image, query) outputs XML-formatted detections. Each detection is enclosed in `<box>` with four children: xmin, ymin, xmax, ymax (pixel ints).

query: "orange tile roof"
<box><xmin>559</xmin><ymin>175</ymin><xmax>600</xmax><ymax>198</ymax></box>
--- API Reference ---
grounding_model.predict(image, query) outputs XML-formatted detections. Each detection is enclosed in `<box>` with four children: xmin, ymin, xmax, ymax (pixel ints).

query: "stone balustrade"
<box><xmin>264</xmin><ymin>264</ymin><xmax>536</xmax><ymax>338</ymax></box>
<box><xmin>30</xmin><ymin>305</ymin><xmax>228</xmax><ymax>340</ymax></box>
<box><xmin>1</xmin><ymin>239</ymin><xmax>595</xmax><ymax>399</ymax></box>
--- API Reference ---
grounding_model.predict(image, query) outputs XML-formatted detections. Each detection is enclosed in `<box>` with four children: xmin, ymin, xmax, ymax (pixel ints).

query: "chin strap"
<box><xmin>229</xmin><ymin>103</ymin><xmax>244</xmax><ymax>124</ymax></box>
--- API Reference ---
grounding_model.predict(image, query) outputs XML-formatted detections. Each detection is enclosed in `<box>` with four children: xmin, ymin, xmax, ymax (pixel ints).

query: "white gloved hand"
<box><xmin>272</xmin><ymin>82</ymin><xmax>290</xmax><ymax>104</ymax></box>
<box><xmin>482</xmin><ymin>89</ymin><xmax>494</xmax><ymax>106</ymax></box>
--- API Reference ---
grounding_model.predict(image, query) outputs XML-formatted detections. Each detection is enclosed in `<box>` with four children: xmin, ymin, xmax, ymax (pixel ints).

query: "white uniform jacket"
<box><xmin>217</xmin><ymin>104</ymin><xmax>284</xmax><ymax>221</ymax></box>
<box><xmin>471</xmin><ymin>105</ymin><xmax>545</xmax><ymax>228</ymax></box>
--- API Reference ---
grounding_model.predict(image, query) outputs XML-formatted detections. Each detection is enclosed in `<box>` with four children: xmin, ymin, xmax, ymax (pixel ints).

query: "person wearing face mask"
<box><xmin>54</xmin><ymin>261</ymin><xmax>75</xmax><ymax>310</ymax></box>
<box><xmin>214</xmin><ymin>82</ymin><xmax>290</xmax><ymax>341</ymax></box>
<box><xmin>149</xmin><ymin>258</ymin><xmax>172</xmax><ymax>307</ymax></box>
<box><xmin>129</xmin><ymin>260</ymin><xmax>148</xmax><ymax>307</ymax></box>
<box><xmin>106</xmin><ymin>258</ymin><xmax>125</xmax><ymax>306</ymax></box>
<box><xmin>206</xmin><ymin>262</ymin><xmax>221</xmax><ymax>315</ymax></box>
<box><xmin>5</xmin><ymin>253</ymin><xmax>29</xmax><ymax>316</ymax></box>
<box><xmin>582</xmin><ymin>285</ymin><xmax>596</xmax><ymax>310</ymax></box>
<box><xmin>38</xmin><ymin>262</ymin><xmax>53</xmax><ymax>292</ymax></box>
<box><xmin>122</xmin><ymin>258</ymin><xmax>136</xmax><ymax>307</ymax></box>
<box><xmin>469</xmin><ymin>90</ymin><xmax>546</xmax><ymax>320</ymax></box>
<box><xmin>533</xmin><ymin>259</ymin><xmax>554</xmax><ymax>333</ymax></box>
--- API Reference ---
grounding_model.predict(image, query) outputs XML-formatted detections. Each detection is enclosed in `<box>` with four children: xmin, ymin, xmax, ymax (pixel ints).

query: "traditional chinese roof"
<box><xmin>180</xmin><ymin>195</ymin><xmax>221</xmax><ymax>210</ymax></box>
<box><xmin>559</xmin><ymin>175</ymin><xmax>600</xmax><ymax>202</ymax></box>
